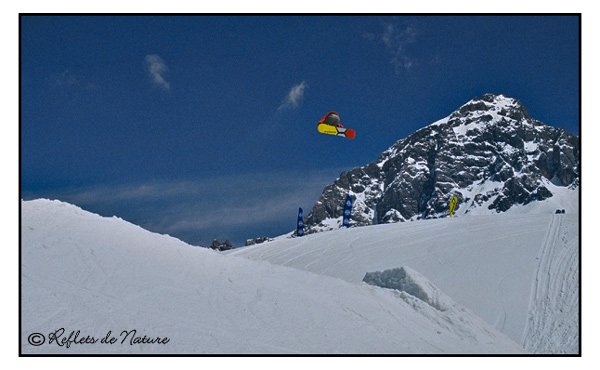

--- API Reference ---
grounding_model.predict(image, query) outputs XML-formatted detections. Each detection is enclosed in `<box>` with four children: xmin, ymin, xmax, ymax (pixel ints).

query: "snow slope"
<box><xmin>21</xmin><ymin>199</ymin><xmax>522</xmax><ymax>354</ymax></box>
<box><xmin>229</xmin><ymin>206</ymin><xmax>579</xmax><ymax>354</ymax></box>
<box><xmin>523</xmin><ymin>214</ymin><xmax>579</xmax><ymax>353</ymax></box>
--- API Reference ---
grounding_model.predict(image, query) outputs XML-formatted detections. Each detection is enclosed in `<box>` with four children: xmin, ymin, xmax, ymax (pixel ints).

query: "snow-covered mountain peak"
<box><xmin>425</xmin><ymin>94</ymin><xmax>527</xmax><ymax>132</ymax></box>
<box><xmin>449</xmin><ymin>93</ymin><xmax>531</xmax><ymax>130</ymax></box>
<box><xmin>305</xmin><ymin>94</ymin><xmax>579</xmax><ymax>232</ymax></box>
<box><xmin>457</xmin><ymin>93</ymin><xmax>525</xmax><ymax>113</ymax></box>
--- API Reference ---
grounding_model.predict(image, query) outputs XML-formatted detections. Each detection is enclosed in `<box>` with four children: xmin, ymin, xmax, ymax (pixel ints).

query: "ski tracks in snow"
<box><xmin>522</xmin><ymin>215</ymin><xmax>579</xmax><ymax>353</ymax></box>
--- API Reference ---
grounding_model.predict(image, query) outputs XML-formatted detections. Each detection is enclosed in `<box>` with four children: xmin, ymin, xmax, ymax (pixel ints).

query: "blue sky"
<box><xmin>21</xmin><ymin>15</ymin><xmax>580</xmax><ymax>246</ymax></box>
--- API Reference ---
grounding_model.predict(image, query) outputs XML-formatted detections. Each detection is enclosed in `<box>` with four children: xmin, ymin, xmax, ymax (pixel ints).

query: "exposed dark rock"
<box><xmin>305</xmin><ymin>94</ymin><xmax>579</xmax><ymax>233</ymax></box>
<box><xmin>245</xmin><ymin>236</ymin><xmax>271</xmax><ymax>246</ymax></box>
<box><xmin>211</xmin><ymin>239</ymin><xmax>233</xmax><ymax>251</ymax></box>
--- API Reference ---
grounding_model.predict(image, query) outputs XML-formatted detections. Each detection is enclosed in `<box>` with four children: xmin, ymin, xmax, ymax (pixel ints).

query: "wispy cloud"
<box><xmin>48</xmin><ymin>70</ymin><xmax>96</xmax><ymax>90</ymax></box>
<box><xmin>278</xmin><ymin>81</ymin><xmax>308</xmax><ymax>111</ymax></box>
<box><xmin>382</xmin><ymin>23</ymin><xmax>418</xmax><ymax>71</ymax></box>
<box><xmin>49</xmin><ymin>70</ymin><xmax>80</xmax><ymax>86</ymax></box>
<box><xmin>367</xmin><ymin>22</ymin><xmax>418</xmax><ymax>73</ymax></box>
<box><xmin>145</xmin><ymin>54</ymin><xmax>170</xmax><ymax>91</ymax></box>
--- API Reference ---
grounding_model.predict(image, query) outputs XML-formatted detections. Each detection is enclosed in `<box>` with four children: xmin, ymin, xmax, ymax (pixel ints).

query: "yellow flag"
<box><xmin>449</xmin><ymin>195</ymin><xmax>458</xmax><ymax>217</ymax></box>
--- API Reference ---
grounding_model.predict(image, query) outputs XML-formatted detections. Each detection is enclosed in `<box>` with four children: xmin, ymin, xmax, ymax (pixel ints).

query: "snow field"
<box><xmin>21</xmin><ymin>199</ymin><xmax>523</xmax><ymax>354</ymax></box>
<box><xmin>230</xmin><ymin>206</ymin><xmax>579</xmax><ymax>353</ymax></box>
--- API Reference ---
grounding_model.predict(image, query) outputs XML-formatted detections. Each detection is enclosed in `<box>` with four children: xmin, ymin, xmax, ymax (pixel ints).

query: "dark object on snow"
<box><xmin>245</xmin><ymin>236</ymin><xmax>271</xmax><ymax>246</ymax></box>
<box><xmin>342</xmin><ymin>194</ymin><xmax>353</xmax><ymax>228</ymax></box>
<box><xmin>211</xmin><ymin>239</ymin><xmax>233</xmax><ymax>251</ymax></box>
<box><xmin>296</xmin><ymin>207</ymin><xmax>305</xmax><ymax>237</ymax></box>
<box><xmin>555</xmin><ymin>209</ymin><xmax>566</xmax><ymax>214</ymax></box>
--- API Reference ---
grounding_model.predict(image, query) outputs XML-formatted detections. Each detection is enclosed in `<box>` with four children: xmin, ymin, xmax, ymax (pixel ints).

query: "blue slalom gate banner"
<box><xmin>296</xmin><ymin>207</ymin><xmax>304</xmax><ymax>236</ymax></box>
<box><xmin>342</xmin><ymin>194</ymin><xmax>353</xmax><ymax>228</ymax></box>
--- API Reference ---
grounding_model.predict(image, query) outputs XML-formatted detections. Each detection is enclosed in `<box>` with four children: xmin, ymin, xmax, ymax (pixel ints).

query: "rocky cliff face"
<box><xmin>305</xmin><ymin>94</ymin><xmax>579</xmax><ymax>232</ymax></box>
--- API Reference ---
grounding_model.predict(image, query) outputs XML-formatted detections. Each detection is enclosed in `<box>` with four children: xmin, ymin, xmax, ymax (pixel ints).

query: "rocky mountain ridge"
<box><xmin>305</xmin><ymin>93</ymin><xmax>579</xmax><ymax>232</ymax></box>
